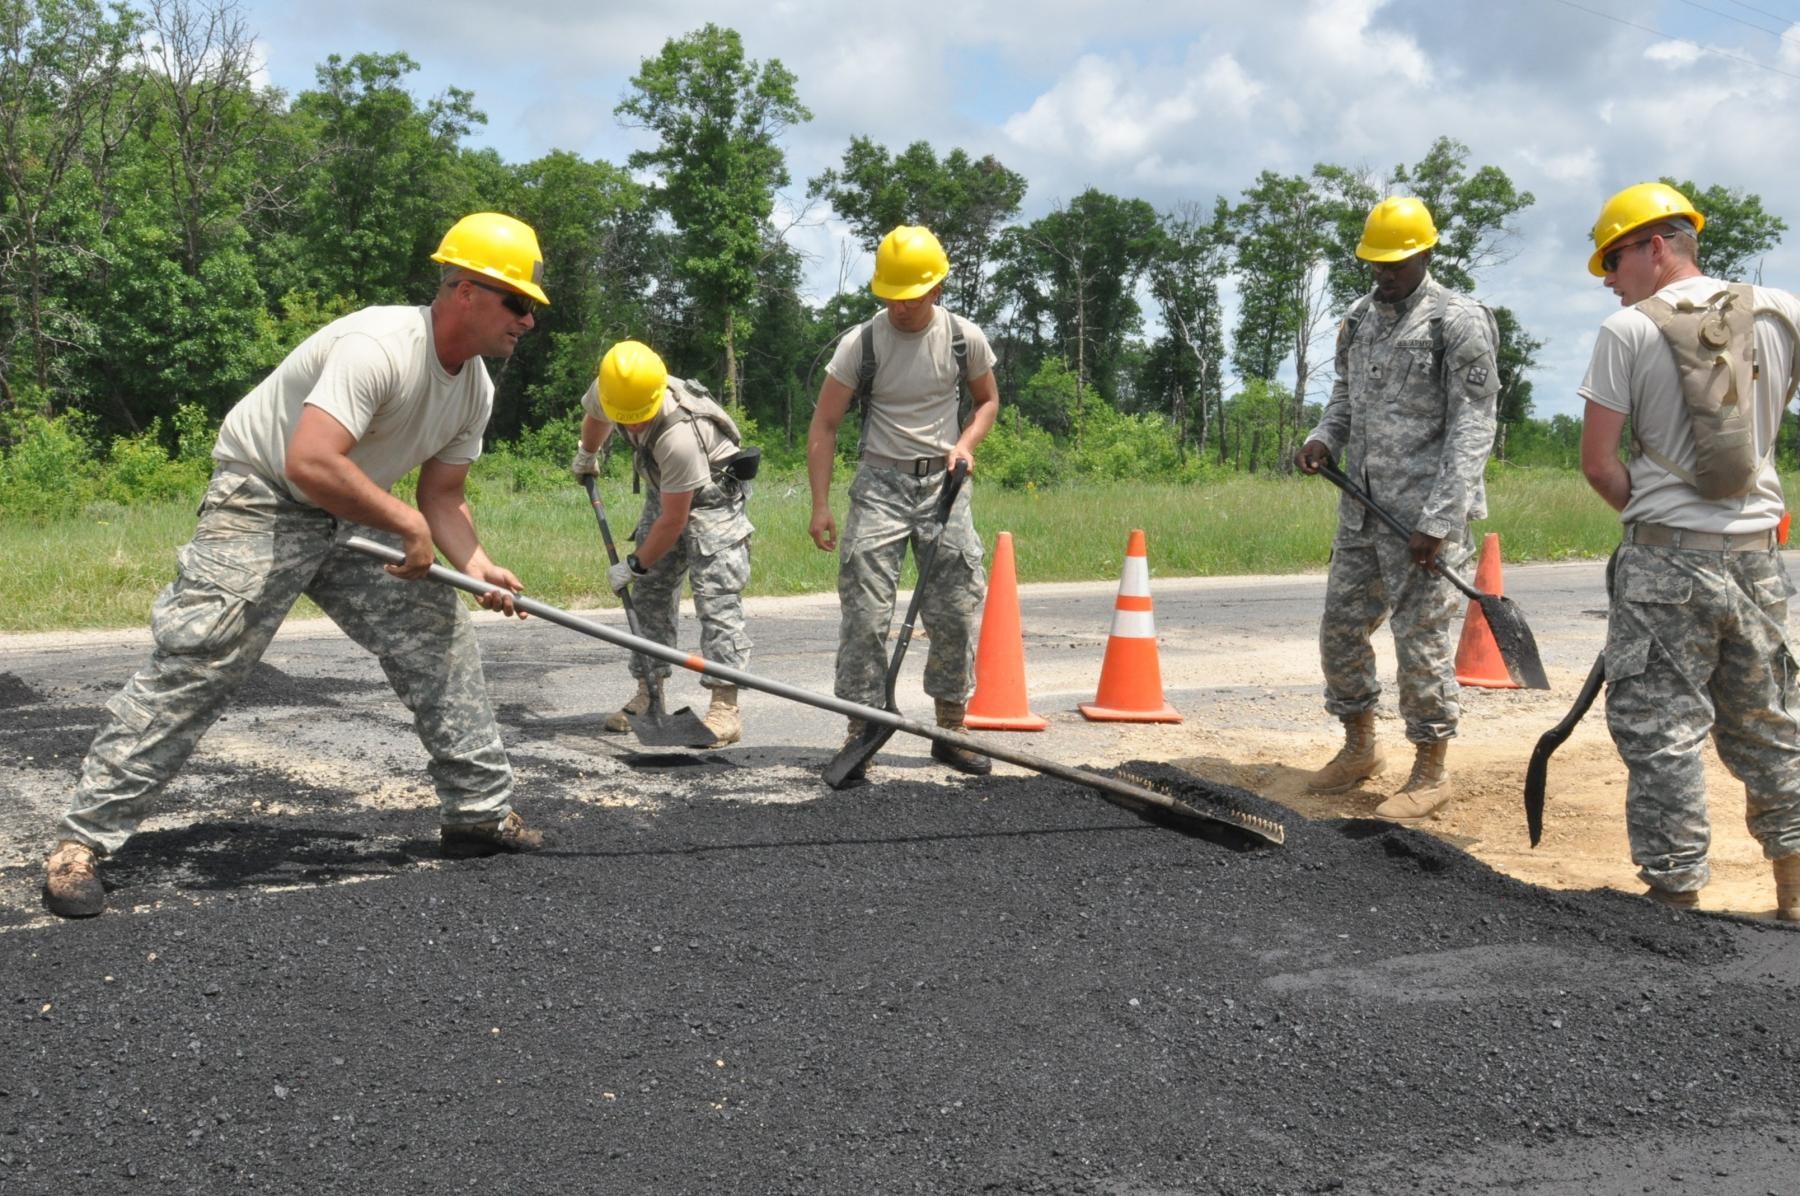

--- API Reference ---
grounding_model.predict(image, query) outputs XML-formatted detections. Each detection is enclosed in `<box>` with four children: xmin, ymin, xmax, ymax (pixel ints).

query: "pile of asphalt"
<box><xmin>4</xmin><ymin>758</ymin><xmax>1798</xmax><ymax>1194</ymax></box>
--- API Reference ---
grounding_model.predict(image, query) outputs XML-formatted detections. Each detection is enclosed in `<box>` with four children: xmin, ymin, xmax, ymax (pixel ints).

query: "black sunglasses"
<box><xmin>1601</xmin><ymin>234</ymin><xmax>1660</xmax><ymax>274</ymax></box>
<box><xmin>466</xmin><ymin>278</ymin><xmax>537</xmax><ymax>318</ymax></box>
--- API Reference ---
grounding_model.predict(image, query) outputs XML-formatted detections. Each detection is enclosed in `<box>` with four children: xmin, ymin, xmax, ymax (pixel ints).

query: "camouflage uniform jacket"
<box><xmin>1307</xmin><ymin>273</ymin><xmax>1501</xmax><ymax>541</ymax></box>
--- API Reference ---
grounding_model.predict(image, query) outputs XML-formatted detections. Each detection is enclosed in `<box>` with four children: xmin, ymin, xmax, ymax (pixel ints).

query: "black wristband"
<box><xmin>626</xmin><ymin>553</ymin><xmax>648</xmax><ymax>576</ymax></box>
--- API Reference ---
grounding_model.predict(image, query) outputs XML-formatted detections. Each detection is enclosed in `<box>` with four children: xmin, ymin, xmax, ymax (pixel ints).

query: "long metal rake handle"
<box><xmin>343</xmin><ymin>535</ymin><xmax>1283</xmax><ymax>846</ymax></box>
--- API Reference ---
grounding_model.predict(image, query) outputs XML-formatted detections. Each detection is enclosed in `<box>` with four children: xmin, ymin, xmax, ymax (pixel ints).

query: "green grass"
<box><xmin>4</xmin><ymin>466</ymin><xmax>1790</xmax><ymax>634</ymax></box>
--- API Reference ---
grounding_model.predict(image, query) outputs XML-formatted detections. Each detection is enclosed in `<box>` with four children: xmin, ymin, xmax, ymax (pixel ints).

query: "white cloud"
<box><xmin>235</xmin><ymin>0</ymin><xmax>1800</xmax><ymax>419</ymax></box>
<box><xmin>1644</xmin><ymin>40</ymin><xmax>1704</xmax><ymax>67</ymax></box>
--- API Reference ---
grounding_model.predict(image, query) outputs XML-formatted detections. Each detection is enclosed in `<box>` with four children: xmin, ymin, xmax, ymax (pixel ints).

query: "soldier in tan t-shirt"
<box><xmin>1578</xmin><ymin>181</ymin><xmax>1800</xmax><ymax>918</ymax></box>
<box><xmin>570</xmin><ymin>340</ymin><xmax>755</xmax><ymax>747</ymax></box>
<box><xmin>806</xmin><ymin>225</ymin><xmax>1000</xmax><ymax>780</ymax></box>
<box><xmin>41</xmin><ymin>213</ymin><xmax>552</xmax><ymax>919</ymax></box>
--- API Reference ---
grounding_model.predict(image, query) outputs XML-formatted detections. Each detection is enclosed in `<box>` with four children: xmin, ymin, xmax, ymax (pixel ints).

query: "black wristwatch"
<box><xmin>626</xmin><ymin>553</ymin><xmax>648</xmax><ymax>576</ymax></box>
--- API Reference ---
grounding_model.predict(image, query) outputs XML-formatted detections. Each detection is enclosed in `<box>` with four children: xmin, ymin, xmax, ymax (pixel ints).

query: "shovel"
<box><xmin>823</xmin><ymin>459</ymin><xmax>968</xmax><ymax>788</ymax></box>
<box><xmin>1522</xmin><ymin>650</ymin><xmax>1605</xmax><ymax>847</ymax></box>
<box><xmin>1315</xmin><ymin>459</ymin><xmax>1550</xmax><ymax>690</ymax></box>
<box><xmin>344</xmin><ymin>536</ymin><xmax>1285</xmax><ymax>848</ymax></box>
<box><xmin>580</xmin><ymin>475</ymin><xmax>714</xmax><ymax>748</ymax></box>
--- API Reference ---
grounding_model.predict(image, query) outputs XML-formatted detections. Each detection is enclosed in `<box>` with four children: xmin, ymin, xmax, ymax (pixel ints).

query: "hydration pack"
<box><xmin>1633</xmin><ymin>284</ymin><xmax>1800</xmax><ymax>499</ymax></box>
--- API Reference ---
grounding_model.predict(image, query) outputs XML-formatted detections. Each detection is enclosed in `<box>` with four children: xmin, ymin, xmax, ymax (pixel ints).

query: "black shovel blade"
<box><xmin>1523</xmin><ymin>745</ymin><xmax>1551</xmax><ymax>848</ymax></box>
<box><xmin>822</xmin><ymin>722</ymin><xmax>896</xmax><ymax>789</ymax></box>
<box><xmin>1476</xmin><ymin>594</ymin><xmax>1550</xmax><ymax>690</ymax></box>
<box><xmin>626</xmin><ymin>702</ymin><xmax>716</xmax><ymax>748</ymax></box>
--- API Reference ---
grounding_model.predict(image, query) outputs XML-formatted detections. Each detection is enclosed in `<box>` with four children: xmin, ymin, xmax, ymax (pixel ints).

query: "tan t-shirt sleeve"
<box><xmin>824</xmin><ymin>326</ymin><xmax>865</xmax><ymax>390</ymax></box>
<box><xmin>302</xmin><ymin>333</ymin><xmax>402</xmax><ymax>443</ymax></box>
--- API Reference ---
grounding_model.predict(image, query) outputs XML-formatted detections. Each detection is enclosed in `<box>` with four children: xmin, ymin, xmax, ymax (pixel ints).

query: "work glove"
<box><xmin>569</xmin><ymin>447</ymin><xmax>600</xmax><ymax>482</ymax></box>
<box><xmin>607</xmin><ymin>557</ymin><xmax>646</xmax><ymax>594</ymax></box>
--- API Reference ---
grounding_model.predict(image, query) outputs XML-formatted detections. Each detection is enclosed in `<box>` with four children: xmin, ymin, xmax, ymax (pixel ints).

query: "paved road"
<box><xmin>5</xmin><ymin>555</ymin><xmax>1800</xmax><ymax>1194</ymax></box>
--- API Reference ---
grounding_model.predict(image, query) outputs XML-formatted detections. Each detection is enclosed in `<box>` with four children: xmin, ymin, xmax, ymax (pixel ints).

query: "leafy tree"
<box><xmin>1386</xmin><ymin>136</ymin><xmax>1534</xmax><ymax>294</ymax></box>
<box><xmin>1012</xmin><ymin>354</ymin><xmax>1079</xmax><ymax>437</ymax></box>
<box><xmin>1229</xmin><ymin>168</ymin><xmax>1371</xmax><ymax>459</ymax></box>
<box><xmin>285</xmin><ymin>51</ymin><xmax>484</xmax><ymax>304</ymax></box>
<box><xmin>1659</xmin><ymin>177</ymin><xmax>1786</xmax><ymax>281</ymax></box>
<box><xmin>808</xmin><ymin>137</ymin><xmax>1026</xmax><ymax>324</ymax></box>
<box><xmin>1490</xmin><ymin>305</ymin><xmax>1541</xmax><ymax>462</ymax></box>
<box><xmin>501</xmin><ymin>149</ymin><xmax>656</xmax><ymax>437</ymax></box>
<box><xmin>137</xmin><ymin>0</ymin><xmax>274</xmax><ymax>275</ymax></box>
<box><xmin>995</xmin><ymin>189</ymin><xmax>1159</xmax><ymax>424</ymax></box>
<box><xmin>1147</xmin><ymin>201</ymin><xmax>1229</xmax><ymax>454</ymax></box>
<box><xmin>616</xmin><ymin>23</ymin><xmax>810</xmax><ymax>403</ymax></box>
<box><xmin>1218</xmin><ymin>377</ymin><xmax>1291</xmax><ymax>473</ymax></box>
<box><xmin>0</xmin><ymin>0</ymin><xmax>143</xmax><ymax>405</ymax></box>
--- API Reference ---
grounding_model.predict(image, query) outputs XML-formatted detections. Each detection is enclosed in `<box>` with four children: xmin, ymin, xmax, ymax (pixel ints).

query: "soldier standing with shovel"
<box><xmin>1295</xmin><ymin>197</ymin><xmax>1501</xmax><ymax>820</ymax></box>
<box><xmin>806</xmin><ymin>225</ymin><xmax>999</xmax><ymax>781</ymax></box>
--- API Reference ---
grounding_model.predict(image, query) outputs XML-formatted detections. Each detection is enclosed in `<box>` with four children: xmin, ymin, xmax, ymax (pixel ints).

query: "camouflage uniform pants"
<box><xmin>1319</xmin><ymin>531</ymin><xmax>1470</xmax><ymax>742</ymax></box>
<box><xmin>625</xmin><ymin>489</ymin><xmax>751</xmax><ymax>689</ymax></box>
<box><xmin>60</xmin><ymin>469</ymin><xmax>513</xmax><ymax>855</ymax></box>
<box><xmin>835</xmin><ymin>465</ymin><xmax>986</xmax><ymax>709</ymax></box>
<box><xmin>1603</xmin><ymin>544</ymin><xmax>1800</xmax><ymax>892</ymax></box>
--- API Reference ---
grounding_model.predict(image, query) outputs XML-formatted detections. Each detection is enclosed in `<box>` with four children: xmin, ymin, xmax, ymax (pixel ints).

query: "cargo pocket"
<box><xmin>103</xmin><ymin>690</ymin><xmax>154</xmax><ymax>737</ymax></box>
<box><xmin>1751</xmin><ymin>572</ymin><xmax>1797</xmax><ymax>610</ymax></box>
<box><xmin>151</xmin><ymin>544</ymin><xmax>266</xmax><ymax>656</ymax></box>
<box><xmin>1620</xmin><ymin>571</ymin><xmax>1691</xmax><ymax>606</ymax></box>
<box><xmin>1602</xmin><ymin>636</ymin><xmax>1651</xmax><ymax>684</ymax></box>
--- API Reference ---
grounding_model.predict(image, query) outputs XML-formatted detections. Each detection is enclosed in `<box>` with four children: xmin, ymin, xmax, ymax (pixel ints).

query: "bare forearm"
<box><xmin>806</xmin><ymin>428</ymin><xmax>838</xmax><ymax>509</ymax></box>
<box><xmin>1583</xmin><ymin>459</ymin><xmax>1631</xmax><ymax>512</ymax></box>
<box><xmin>420</xmin><ymin>494</ymin><xmax>488</xmax><ymax>572</ymax></box>
<box><xmin>287</xmin><ymin>454</ymin><xmax>421</xmax><ymax>538</ymax></box>
<box><xmin>957</xmin><ymin>397</ymin><xmax>998</xmax><ymax>455</ymax></box>
<box><xmin>635</xmin><ymin>510</ymin><xmax>686</xmax><ymax>567</ymax></box>
<box><xmin>579</xmin><ymin>414</ymin><xmax>612</xmax><ymax>454</ymax></box>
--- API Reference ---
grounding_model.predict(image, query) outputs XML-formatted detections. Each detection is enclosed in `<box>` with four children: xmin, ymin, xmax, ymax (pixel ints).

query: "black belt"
<box><xmin>862</xmin><ymin>453</ymin><xmax>945</xmax><ymax>476</ymax></box>
<box><xmin>1625</xmin><ymin>521</ymin><xmax>1777</xmax><ymax>552</ymax></box>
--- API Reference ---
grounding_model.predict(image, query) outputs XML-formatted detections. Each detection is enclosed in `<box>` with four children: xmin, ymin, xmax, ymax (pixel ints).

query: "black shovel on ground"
<box><xmin>344</xmin><ymin>536</ymin><xmax>1285</xmax><ymax>847</ymax></box>
<box><xmin>1316</xmin><ymin>459</ymin><xmax>1550</xmax><ymax>690</ymax></box>
<box><xmin>580</xmin><ymin>475</ymin><xmax>714</xmax><ymax>748</ymax></box>
<box><xmin>823</xmin><ymin>460</ymin><xmax>968</xmax><ymax>789</ymax></box>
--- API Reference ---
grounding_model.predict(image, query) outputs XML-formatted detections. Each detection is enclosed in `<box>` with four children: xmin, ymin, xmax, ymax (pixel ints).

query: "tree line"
<box><xmin>2</xmin><ymin>1</ymin><xmax>1794</xmax><ymax>483</ymax></box>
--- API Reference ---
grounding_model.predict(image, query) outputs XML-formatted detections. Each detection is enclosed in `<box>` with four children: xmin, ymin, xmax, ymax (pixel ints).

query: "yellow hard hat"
<box><xmin>431</xmin><ymin>212</ymin><xmax>550</xmax><ymax>305</ymax></box>
<box><xmin>598</xmin><ymin>340</ymin><xmax>668</xmax><ymax>425</ymax></box>
<box><xmin>870</xmin><ymin>225</ymin><xmax>950</xmax><ymax>301</ymax></box>
<box><xmin>1356</xmin><ymin>197</ymin><xmax>1439</xmax><ymax>263</ymax></box>
<box><xmin>1587</xmin><ymin>182</ymin><xmax>1705</xmax><ymax>277</ymax></box>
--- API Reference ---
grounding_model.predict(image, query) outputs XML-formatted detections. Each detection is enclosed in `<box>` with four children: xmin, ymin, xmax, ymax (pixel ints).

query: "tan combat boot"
<box><xmin>602</xmin><ymin>677</ymin><xmax>653</xmax><ymax>733</ymax></box>
<box><xmin>1644</xmin><ymin>886</ymin><xmax>1700</xmax><ymax>910</ymax></box>
<box><xmin>930</xmin><ymin>700</ymin><xmax>992</xmax><ymax>776</ymax></box>
<box><xmin>43</xmin><ymin>840</ymin><xmax>105</xmax><ymax>918</ymax></box>
<box><xmin>1306</xmin><ymin>711</ymin><xmax>1385</xmax><ymax>794</ymax></box>
<box><xmin>1775</xmin><ymin>855</ymin><xmax>1800</xmax><ymax>923</ymax></box>
<box><xmin>702</xmin><ymin>685</ymin><xmax>742</xmax><ymax>747</ymax></box>
<box><xmin>1374</xmin><ymin>740</ymin><xmax>1452</xmax><ymax>820</ymax></box>
<box><xmin>440</xmin><ymin>810</ymin><xmax>547</xmax><ymax>859</ymax></box>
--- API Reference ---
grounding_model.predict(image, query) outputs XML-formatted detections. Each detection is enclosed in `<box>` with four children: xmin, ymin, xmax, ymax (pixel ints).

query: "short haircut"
<box><xmin>1647</xmin><ymin>217</ymin><xmax>1699</xmax><ymax>263</ymax></box>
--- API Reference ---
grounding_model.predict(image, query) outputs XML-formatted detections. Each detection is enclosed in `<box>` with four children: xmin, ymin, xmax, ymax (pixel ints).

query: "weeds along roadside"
<box><xmin>0</xmin><ymin>461</ymin><xmax>1693</xmax><ymax>635</ymax></box>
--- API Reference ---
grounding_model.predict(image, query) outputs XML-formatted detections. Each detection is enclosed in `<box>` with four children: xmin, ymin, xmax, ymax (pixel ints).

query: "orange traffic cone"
<box><xmin>1455</xmin><ymin>532</ymin><xmax>1519</xmax><ymax>689</ymax></box>
<box><xmin>967</xmin><ymin>532</ymin><xmax>1048</xmax><ymax>731</ymax></box>
<box><xmin>1080</xmin><ymin>529</ymin><xmax>1181</xmax><ymax>723</ymax></box>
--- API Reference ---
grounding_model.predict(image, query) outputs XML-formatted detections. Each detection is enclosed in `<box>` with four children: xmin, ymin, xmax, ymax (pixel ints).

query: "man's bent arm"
<box><xmin>1580</xmin><ymin>401</ymin><xmax>1632</xmax><ymax>512</ymax></box>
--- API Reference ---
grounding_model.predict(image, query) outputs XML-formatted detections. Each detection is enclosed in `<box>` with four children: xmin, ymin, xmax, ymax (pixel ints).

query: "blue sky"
<box><xmin>235</xmin><ymin>0</ymin><xmax>1800</xmax><ymax>420</ymax></box>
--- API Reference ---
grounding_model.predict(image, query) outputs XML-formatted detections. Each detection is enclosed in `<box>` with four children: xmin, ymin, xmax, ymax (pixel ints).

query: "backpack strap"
<box><xmin>853</xmin><ymin>320</ymin><xmax>877</xmax><ymax>455</ymax></box>
<box><xmin>1340</xmin><ymin>295</ymin><xmax>1373</xmax><ymax>352</ymax></box>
